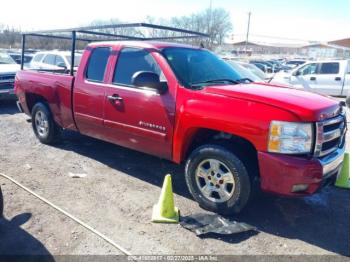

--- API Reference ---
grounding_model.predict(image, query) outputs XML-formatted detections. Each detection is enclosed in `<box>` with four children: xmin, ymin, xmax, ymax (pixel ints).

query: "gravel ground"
<box><xmin>0</xmin><ymin>99</ymin><xmax>350</xmax><ymax>258</ymax></box>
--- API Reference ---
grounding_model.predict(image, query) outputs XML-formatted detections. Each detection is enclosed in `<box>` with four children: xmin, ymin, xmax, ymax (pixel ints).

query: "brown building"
<box><xmin>329</xmin><ymin>38</ymin><xmax>350</xmax><ymax>48</ymax></box>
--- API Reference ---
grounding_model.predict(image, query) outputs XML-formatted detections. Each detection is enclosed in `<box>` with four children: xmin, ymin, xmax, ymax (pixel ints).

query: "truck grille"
<box><xmin>315</xmin><ymin>114</ymin><xmax>346</xmax><ymax>157</ymax></box>
<box><xmin>0</xmin><ymin>74</ymin><xmax>15</xmax><ymax>90</ymax></box>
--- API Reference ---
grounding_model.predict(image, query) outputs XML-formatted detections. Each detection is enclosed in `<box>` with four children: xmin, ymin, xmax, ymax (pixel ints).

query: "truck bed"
<box><xmin>15</xmin><ymin>70</ymin><xmax>77</xmax><ymax>130</ymax></box>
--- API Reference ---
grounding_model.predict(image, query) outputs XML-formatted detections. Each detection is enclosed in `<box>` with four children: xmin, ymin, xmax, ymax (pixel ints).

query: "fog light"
<box><xmin>291</xmin><ymin>184</ymin><xmax>309</xmax><ymax>193</ymax></box>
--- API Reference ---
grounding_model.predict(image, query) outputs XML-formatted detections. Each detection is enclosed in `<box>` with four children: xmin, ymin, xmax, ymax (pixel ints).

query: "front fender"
<box><xmin>172</xmin><ymin>88</ymin><xmax>299</xmax><ymax>163</ymax></box>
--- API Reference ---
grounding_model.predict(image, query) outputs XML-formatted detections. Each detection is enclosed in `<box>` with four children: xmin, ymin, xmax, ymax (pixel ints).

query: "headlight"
<box><xmin>268</xmin><ymin>121</ymin><xmax>313</xmax><ymax>154</ymax></box>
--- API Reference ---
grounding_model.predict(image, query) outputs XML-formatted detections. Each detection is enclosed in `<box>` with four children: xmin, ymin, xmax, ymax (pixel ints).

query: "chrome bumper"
<box><xmin>0</xmin><ymin>89</ymin><xmax>14</xmax><ymax>94</ymax></box>
<box><xmin>318</xmin><ymin>144</ymin><xmax>345</xmax><ymax>177</ymax></box>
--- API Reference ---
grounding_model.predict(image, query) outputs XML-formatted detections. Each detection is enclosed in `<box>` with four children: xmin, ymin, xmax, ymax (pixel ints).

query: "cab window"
<box><xmin>319</xmin><ymin>62</ymin><xmax>339</xmax><ymax>74</ymax></box>
<box><xmin>86</xmin><ymin>47</ymin><xmax>111</xmax><ymax>82</ymax></box>
<box><xmin>55</xmin><ymin>55</ymin><xmax>65</xmax><ymax>66</ymax></box>
<box><xmin>113</xmin><ymin>47</ymin><xmax>165</xmax><ymax>86</ymax></box>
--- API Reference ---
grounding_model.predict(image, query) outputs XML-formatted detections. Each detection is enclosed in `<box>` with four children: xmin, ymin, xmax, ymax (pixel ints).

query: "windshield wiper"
<box><xmin>237</xmin><ymin>78</ymin><xmax>254</xmax><ymax>83</ymax></box>
<box><xmin>190</xmin><ymin>79</ymin><xmax>240</xmax><ymax>87</ymax></box>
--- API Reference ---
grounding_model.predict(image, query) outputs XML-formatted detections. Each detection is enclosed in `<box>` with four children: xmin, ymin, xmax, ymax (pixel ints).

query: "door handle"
<box><xmin>310</xmin><ymin>77</ymin><xmax>316</xmax><ymax>81</ymax></box>
<box><xmin>107</xmin><ymin>94</ymin><xmax>123</xmax><ymax>102</ymax></box>
<box><xmin>335</xmin><ymin>77</ymin><xmax>342</xmax><ymax>81</ymax></box>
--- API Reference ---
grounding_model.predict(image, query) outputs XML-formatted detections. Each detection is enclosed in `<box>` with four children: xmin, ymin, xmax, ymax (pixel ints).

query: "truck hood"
<box><xmin>0</xmin><ymin>64</ymin><xmax>20</xmax><ymax>74</ymax></box>
<box><xmin>204</xmin><ymin>83</ymin><xmax>341</xmax><ymax>122</ymax></box>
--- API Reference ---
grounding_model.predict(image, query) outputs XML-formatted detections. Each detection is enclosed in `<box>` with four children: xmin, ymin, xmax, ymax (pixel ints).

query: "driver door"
<box><xmin>290</xmin><ymin>63</ymin><xmax>318</xmax><ymax>92</ymax></box>
<box><xmin>103</xmin><ymin>47</ymin><xmax>176</xmax><ymax>159</ymax></box>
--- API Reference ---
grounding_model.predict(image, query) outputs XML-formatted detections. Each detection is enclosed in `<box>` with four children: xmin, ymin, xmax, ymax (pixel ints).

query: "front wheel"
<box><xmin>185</xmin><ymin>144</ymin><xmax>252</xmax><ymax>215</ymax></box>
<box><xmin>31</xmin><ymin>102</ymin><xmax>61</xmax><ymax>144</ymax></box>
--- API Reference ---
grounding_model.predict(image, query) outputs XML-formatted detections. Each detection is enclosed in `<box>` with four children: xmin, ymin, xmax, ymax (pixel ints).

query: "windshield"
<box><xmin>225</xmin><ymin>61</ymin><xmax>260</xmax><ymax>82</ymax></box>
<box><xmin>65</xmin><ymin>54</ymin><xmax>82</xmax><ymax>67</ymax></box>
<box><xmin>0</xmin><ymin>53</ymin><xmax>16</xmax><ymax>65</ymax></box>
<box><xmin>162</xmin><ymin>47</ymin><xmax>245</xmax><ymax>87</ymax></box>
<box><xmin>242</xmin><ymin>63</ymin><xmax>266</xmax><ymax>79</ymax></box>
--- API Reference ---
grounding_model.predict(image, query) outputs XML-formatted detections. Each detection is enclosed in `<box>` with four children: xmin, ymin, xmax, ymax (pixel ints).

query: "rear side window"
<box><xmin>86</xmin><ymin>47</ymin><xmax>111</xmax><ymax>82</ymax></box>
<box><xmin>43</xmin><ymin>54</ymin><xmax>55</xmax><ymax>65</ymax></box>
<box><xmin>55</xmin><ymin>55</ymin><xmax>65</xmax><ymax>66</ymax></box>
<box><xmin>113</xmin><ymin>48</ymin><xmax>163</xmax><ymax>86</ymax></box>
<box><xmin>319</xmin><ymin>62</ymin><xmax>339</xmax><ymax>74</ymax></box>
<box><xmin>33</xmin><ymin>54</ymin><xmax>44</xmax><ymax>62</ymax></box>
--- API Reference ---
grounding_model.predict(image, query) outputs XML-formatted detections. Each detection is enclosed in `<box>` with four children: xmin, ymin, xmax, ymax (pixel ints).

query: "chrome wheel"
<box><xmin>195</xmin><ymin>159</ymin><xmax>236</xmax><ymax>203</ymax></box>
<box><xmin>34</xmin><ymin>110</ymin><xmax>49</xmax><ymax>137</ymax></box>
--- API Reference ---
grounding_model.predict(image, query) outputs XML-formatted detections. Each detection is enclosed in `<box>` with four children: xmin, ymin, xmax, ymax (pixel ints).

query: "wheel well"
<box><xmin>185</xmin><ymin>129</ymin><xmax>259</xmax><ymax>179</ymax></box>
<box><xmin>26</xmin><ymin>93</ymin><xmax>48</xmax><ymax>113</ymax></box>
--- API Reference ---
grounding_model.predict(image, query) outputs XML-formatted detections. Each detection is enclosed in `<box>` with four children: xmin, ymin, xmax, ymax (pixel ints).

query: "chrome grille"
<box><xmin>315</xmin><ymin>114</ymin><xmax>346</xmax><ymax>157</ymax></box>
<box><xmin>0</xmin><ymin>74</ymin><xmax>15</xmax><ymax>90</ymax></box>
<box><xmin>0</xmin><ymin>74</ymin><xmax>15</xmax><ymax>83</ymax></box>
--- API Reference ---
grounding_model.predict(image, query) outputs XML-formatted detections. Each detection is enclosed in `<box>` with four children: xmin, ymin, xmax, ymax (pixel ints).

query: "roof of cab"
<box><xmin>87</xmin><ymin>41</ymin><xmax>201</xmax><ymax>50</ymax></box>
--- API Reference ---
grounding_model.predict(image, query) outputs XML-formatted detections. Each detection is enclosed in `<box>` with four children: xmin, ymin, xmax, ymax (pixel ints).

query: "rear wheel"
<box><xmin>31</xmin><ymin>102</ymin><xmax>61</xmax><ymax>144</ymax></box>
<box><xmin>185</xmin><ymin>144</ymin><xmax>252</xmax><ymax>215</ymax></box>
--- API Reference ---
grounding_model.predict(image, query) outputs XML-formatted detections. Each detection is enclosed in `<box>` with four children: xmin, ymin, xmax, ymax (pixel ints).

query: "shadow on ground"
<box><xmin>0</xmin><ymin>213</ymin><xmax>54</xmax><ymax>260</ymax></box>
<box><xmin>0</xmin><ymin>100</ymin><xmax>20</xmax><ymax>115</ymax></box>
<box><xmin>53</xmin><ymin>130</ymin><xmax>350</xmax><ymax>256</ymax></box>
<box><xmin>0</xmin><ymin>186</ymin><xmax>53</xmax><ymax>260</ymax></box>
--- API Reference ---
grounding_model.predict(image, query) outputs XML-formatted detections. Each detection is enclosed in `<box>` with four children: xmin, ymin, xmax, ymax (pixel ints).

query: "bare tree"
<box><xmin>0</xmin><ymin>7</ymin><xmax>232</xmax><ymax>50</ymax></box>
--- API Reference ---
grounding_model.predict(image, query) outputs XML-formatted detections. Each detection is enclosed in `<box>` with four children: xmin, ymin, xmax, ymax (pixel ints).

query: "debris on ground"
<box><xmin>24</xmin><ymin>164</ymin><xmax>32</xmax><ymax>171</ymax></box>
<box><xmin>180</xmin><ymin>213</ymin><xmax>257</xmax><ymax>236</ymax></box>
<box><xmin>68</xmin><ymin>172</ymin><xmax>87</xmax><ymax>178</ymax></box>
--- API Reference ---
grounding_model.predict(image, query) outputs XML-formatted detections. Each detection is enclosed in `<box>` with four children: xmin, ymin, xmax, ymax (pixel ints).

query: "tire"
<box><xmin>185</xmin><ymin>144</ymin><xmax>251</xmax><ymax>215</ymax></box>
<box><xmin>31</xmin><ymin>102</ymin><xmax>61</xmax><ymax>144</ymax></box>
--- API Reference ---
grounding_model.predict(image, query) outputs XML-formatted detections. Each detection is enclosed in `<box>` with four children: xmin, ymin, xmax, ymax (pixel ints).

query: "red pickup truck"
<box><xmin>15</xmin><ymin>41</ymin><xmax>346</xmax><ymax>214</ymax></box>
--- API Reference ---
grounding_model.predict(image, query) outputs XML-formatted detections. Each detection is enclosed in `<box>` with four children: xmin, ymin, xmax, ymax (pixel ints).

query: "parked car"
<box><xmin>0</xmin><ymin>52</ymin><xmax>20</xmax><ymax>100</ymax></box>
<box><xmin>273</xmin><ymin>60</ymin><xmax>350</xmax><ymax>96</ymax></box>
<box><xmin>30</xmin><ymin>51</ymin><xmax>82</xmax><ymax>71</ymax></box>
<box><xmin>346</xmin><ymin>91</ymin><xmax>350</xmax><ymax>108</ymax></box>
<box><xmin>283</xmin><ymin>59</ymin><xmax>306</xmax><ymax>69</ymax></box>
<box><xmin>234</xmin><ymin>61</ymin><xmax>291</xmax><ymax>86</ymax></box>
<box><xmin>8</xmin><ymin>52</ymin><xmax>34</xmax><ymax>66</ymax></box>
<box><xmin>15</xmin><ymin>41</ymin><xmax>346</xmax><ymax>215</ymax></box>
<box><xmin>250</xmin><ymin>60</ymin><xmax>275</xmax><ymax>73</ymax></box>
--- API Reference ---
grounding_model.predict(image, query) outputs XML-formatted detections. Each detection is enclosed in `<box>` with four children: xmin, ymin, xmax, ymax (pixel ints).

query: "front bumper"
<box><xmin>258</xmin><ymin>144</ymin><xmax>345</xmax><ymax>196</ymax></box>
<box><xmin>0</xmin><ymin>88</ymin><xmax>16</xmax><ymax>100</ymax></box>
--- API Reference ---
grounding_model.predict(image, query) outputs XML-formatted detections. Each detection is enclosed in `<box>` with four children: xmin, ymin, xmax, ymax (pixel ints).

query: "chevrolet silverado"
<box><xmin>15</xmin><ymin>41</ymin><xmax>346</xmax><ymax>214</ymax></box>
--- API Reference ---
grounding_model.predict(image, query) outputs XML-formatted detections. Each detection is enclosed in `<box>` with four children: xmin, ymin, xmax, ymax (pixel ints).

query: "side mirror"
<box><xmin>292</xmin><ymin>70</ymin><xmax>301</xmax><ymax>77</ymax></box>
<box><xmin>132</xmin><ymin>71</ymin><xmax>167</xmax><ymax>94</ymax></box>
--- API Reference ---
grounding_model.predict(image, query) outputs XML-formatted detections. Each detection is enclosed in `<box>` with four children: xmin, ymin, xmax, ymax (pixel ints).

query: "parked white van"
<box><xmin>273</xmin><ymin>60</ymin><xmax>350</xmax><ymax>96</ymax></box>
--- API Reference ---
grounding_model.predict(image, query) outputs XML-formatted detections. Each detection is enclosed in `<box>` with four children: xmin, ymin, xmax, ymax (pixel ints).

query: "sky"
<box><xmin>1</xmin><ymin>0</ymin><xmax>349</xmax><ymax>44</ymax></box>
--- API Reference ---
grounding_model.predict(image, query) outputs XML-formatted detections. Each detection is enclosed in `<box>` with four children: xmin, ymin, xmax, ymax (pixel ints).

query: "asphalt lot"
<box><xmin>0</xmin><ymin>99</ymin><xmax>350</xmax><ymax>258</ymax></box>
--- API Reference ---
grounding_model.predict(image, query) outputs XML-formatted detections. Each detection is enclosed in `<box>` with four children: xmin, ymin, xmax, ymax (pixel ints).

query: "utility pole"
<box><xmin>208</xmin><ymin>0</ymin><xmax>213</xmax><ymax>47</ymax></box>
<box><xmin>245</xmin><ymin>12</ymin><xmax>251</xmax><ymax>55</ymax></box>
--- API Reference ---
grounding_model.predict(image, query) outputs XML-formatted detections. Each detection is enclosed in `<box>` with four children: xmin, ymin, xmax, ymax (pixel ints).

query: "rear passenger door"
<box><xmin>73</xmin><ymin>47</ymin><xmax>111</xmax><ymax>138</ymax></box>
<box><xmin>103</xmin><ymin>47</ymin><xmax>176</xmax><ymax>159</ymax></box>
<box><xmin>312</xmin><ymin>62</ymin><xmax>343</xmax><ymax>96</ymax></box>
